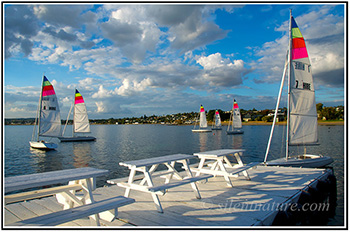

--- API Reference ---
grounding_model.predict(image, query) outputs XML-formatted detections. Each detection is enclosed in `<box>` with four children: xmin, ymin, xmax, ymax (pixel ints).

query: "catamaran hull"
<box><xmin>29</xmin><ymin>141</ymin><xmax>58</xmax><ymax>150</ymax></box>
<box><xmin>192</xmin><ymin>129</ymin><xmax>212</xmax><ymax>133</ymax></box>
<box><xmin>58</xmin><ymin>136</ymin><xmax>96</xmax><ymax>142</ymax></box>
<box><xmin>226</xmin><ymin>130</ymin><xmax>244</xmax><ymax>135</ymax></box>
<box><xmin>266</xmin><ymin>154</ymin><xmax>333</xmax><ymax>168</ymax></box>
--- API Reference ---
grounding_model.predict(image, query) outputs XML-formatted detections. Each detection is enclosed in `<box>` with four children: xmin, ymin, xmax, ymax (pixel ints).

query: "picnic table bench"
<box><xmin>192</xmin><ymin>149</ymin><xmax>260</xmax><ymax>187</ymax></box>
<box><xmin>5</xmin><ymin>167</ymin><xmax>134</xmax><ymax>226</ymax></box>
<box><xmin>108</xmin><ymin>154</ymin><xmax>212</xmax><ymax>213</ymax></box>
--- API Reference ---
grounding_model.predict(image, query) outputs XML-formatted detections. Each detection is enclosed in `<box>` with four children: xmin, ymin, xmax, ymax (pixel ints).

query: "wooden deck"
<box><xmin>4</xmin><ymin>165</ymin><xmax>332</xmax><ymax>227</ymax></box>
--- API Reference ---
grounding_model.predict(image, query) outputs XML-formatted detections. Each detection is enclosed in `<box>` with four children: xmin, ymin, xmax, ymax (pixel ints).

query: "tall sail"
<box><xmin>39</xmin><ymin>76</ymin><xmax>61</xmax><ymax>137</ymax></box>
<box><xmin>214</xmin><ymin>110</ymin><xmax>221</xmax><ymax>127</ymax></box>
<box><xmin>199</xmin><ymin>105</ymin><xmax>208</xmax><ymax>128</ymax></box>
<box><xmin>74</xmin><ymin>89</ymin><xmax>91</xmax><ymax>133</ymax></box>
<box><xmin>289</xmin><ymin>16</ymin><xmax>318</xmax><ymax>145</ymax></box>
<box><xmin>232</xmin><ymin>100</ymin><xmax>242</xmax><ymax>129</ymax></box>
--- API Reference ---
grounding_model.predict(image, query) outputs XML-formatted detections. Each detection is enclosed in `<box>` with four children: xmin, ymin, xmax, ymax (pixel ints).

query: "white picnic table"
<box><xmin>110</xmin><ymin>154</ymin><xmax>212</xmax><ymax>213</ymax></box>
<box><xmin>5</xmin><ymin>167</ymin><xmax>134</xmax><ymax>226</ymax></box>
<box><xmin>193</xmin><ymin>149</ymin><xmax>260</xmax><ymax>187</ymax></box>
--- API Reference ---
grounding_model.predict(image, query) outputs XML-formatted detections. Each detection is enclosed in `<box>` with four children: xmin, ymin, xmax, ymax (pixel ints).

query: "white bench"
<box><xmin>5</xmin><ymin>168</ymin><xmax>131</xmax><ymax>225</ymax></box>
<box><xmin>193</xmin><ymin>149</ymin><xmax>261</xmax><ymax>187</ymax></box>
<box><xmin>7</xmin><ymin>196</ymin><xmax>135</xmax><ymax>227</ymax></box>
<box><xmin>113</xmin><ymin>154</ymin><xmax>213</xmax><ymax>213</ymax></box>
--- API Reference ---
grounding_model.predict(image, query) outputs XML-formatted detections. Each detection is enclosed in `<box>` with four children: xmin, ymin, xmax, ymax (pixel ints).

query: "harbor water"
<box><xmin>4</xmin><ymin>124</ymin><xmax>344</xmax><ymax>226</ymax></box>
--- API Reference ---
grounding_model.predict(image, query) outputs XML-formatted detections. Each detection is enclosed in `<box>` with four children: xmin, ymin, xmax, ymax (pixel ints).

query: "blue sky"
<box><xmin>4</xmin><ymin>3</ymin><xmax>345</xmax><ymax>119</ymax></box>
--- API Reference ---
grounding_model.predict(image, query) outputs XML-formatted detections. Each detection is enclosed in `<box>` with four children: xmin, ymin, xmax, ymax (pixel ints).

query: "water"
<box><xmin>4</xmin><ymin>124</ymin><xmax>344</xmax><ymax>226</ymax></box>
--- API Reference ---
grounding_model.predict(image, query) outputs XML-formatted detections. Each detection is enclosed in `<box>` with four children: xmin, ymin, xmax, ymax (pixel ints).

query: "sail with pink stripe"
<box><xmin>39</xmin><ymin>76</ymin><xmax>61</xmax><ymax>137</ymax></box>
<box><xmin>289</xmin><ymin>15</ymin><xmax>317</xmax><ymax>146</ymax></box>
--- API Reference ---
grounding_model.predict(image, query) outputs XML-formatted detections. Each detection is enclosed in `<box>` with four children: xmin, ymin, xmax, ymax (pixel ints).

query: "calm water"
<box><xmin>4</xmin><ymin>124</ymin><xmax>344</xmax><ymax>226</ymax></box>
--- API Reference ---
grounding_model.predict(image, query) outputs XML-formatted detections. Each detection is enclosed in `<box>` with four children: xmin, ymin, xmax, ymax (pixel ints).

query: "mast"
<box><xmin>36</xmin><ymin>75</ymin><xmax>45</xmax><ymax>141</ymax></box>
<box><xmin>62</xmin><ymin>102</ymin><xmax>73</xmax><ymax>136</ymax></box>
<box><xmin>264</xmin><ymin>53</ymin><xmax>288</xmax><ymax>164</ymax></box>
<box><xmin>73</xmin><ymin>88</ymin><xmax>76</xmax><ymax>137</ymax></box>
<box><xmin>286</xmin><ymin>9</ymin><xmax>293</xmax><ymax>160</ymax></box>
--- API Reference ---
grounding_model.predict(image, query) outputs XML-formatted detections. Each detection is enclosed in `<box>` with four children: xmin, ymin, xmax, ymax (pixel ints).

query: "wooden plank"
<box><xmin>119</xmin><ymin>154</ymin><xmax>195</xmax><ymax>168</ymax></box>
<box><xmin>194</xmin><ymin>149</ymin><xmax>245</xmax><ymax>158</ymax></box>
<box><xmin>8</xmin><ymin>196</ymin><xmax>135</xmax><ymax>226</ymax></box>
<box><xmin>5</xmin><ymin>167</ymin><xmax>108</xmax><ymax>193</ymax></box>
<box><xmin>5</xmin><ymin>166</ymin><xmax>331</xmax><ymax>227</ymax></box>
<box><xmin>5</xmin><ymin>184</ymin><xmax>82</xmax><ymax>204</ymax></box>
<box><xmin>148</xmin><ymin>174</ymin><xmax>213</xmax><ymax>192</ymax></box>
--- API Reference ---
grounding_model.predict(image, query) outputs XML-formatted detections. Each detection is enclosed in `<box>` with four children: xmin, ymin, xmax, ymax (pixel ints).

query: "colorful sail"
<box><xmin>39</xmin><ymin>76</ymin><xmax>61</xmax><ymax>137</ymax></box>
<box><xmin>74</xmin><ymin>89</ymin><xmax>91</xmax><ymax>133</ymax></box>
<box><xmin>214</xmin><ymin>110</ymin><xmax>222</xmax><ymax>127</ymax></box>
<box><xmin>232</xmin><ymin>100</ymin><xmax>242</xmax><ymax>129</ymax></box>
<box><xmin>289</xmin><ymin>16</ymin><xmax>318</xmax><ymax>145</ymax></box>
<box><xmin>199</xmin><ymin>105</ymin><xmax>208</xmax><ymax>128</ymax></box>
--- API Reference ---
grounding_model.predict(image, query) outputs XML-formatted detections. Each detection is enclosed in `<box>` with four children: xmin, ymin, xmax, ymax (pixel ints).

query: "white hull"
<box><xmin>266</xmin><ymin>154</ymin><xmax>333</xmax><ymax>168</ymax></box>
<box><xmin>29</xmin><ymin>141</ymin><xmax>58</xmax><ymax>150</ymax></box>
<box><xmin>227</xmin><ymin>130</ymin><xmax>244</xmax><ymax>135</ymax></box>
<box><xmin>192</xmin><ymin>129</ymin><xmax>212</xmax><ymax>133</ymax></box>
<box><xmin>58</xmin><ymin>136</ymin><xmax>96</xmax><ymax>142</ymax></box>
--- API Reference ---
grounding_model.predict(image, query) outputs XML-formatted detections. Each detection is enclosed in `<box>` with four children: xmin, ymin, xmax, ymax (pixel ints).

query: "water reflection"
<box><xmin>72</xmin><ymin>143</ymin><xmax>92</xmax><ymax>168</ymax></box>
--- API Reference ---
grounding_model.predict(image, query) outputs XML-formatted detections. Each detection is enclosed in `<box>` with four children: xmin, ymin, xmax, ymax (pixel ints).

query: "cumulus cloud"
<box><xmin>195</xmin><ymin>53</ymin><xmax>249</xmax><ymax>88</ymax></box>
<box><xmin>5</xmin><ymin>5</ymin><xmax>39</xmax><ymax>58</ymax></box>
<box><xmin>254</xmin><ymin>6</ymin><xmax>344</xmax><ymax>88</ymax></box>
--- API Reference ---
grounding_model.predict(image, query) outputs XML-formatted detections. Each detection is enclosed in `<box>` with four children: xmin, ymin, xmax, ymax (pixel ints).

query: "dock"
<box><xmin>4</xmin><ymin>165</ymin><xmax>334</xmax><ymax>227</ymax></box>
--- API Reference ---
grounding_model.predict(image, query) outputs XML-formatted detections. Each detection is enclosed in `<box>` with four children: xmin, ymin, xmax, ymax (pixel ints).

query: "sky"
<box><xmin>3</xmin><ymin>3</ymin><xmax>345</xmax><ymax>119</ymax></box>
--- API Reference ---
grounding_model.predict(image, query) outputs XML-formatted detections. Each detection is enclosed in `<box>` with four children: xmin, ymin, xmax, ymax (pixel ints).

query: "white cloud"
<box><xmin>254</xmin><ymin>6</ymin><xmax>344</xmax><ymax>87</ymax></box>
<box><xmin>195</xmin><ymin>53</ymin><xmax>248</xmax><ymax>88</ymax></box>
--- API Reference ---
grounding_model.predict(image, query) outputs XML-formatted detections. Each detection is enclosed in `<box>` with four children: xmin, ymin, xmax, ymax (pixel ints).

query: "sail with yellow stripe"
<box><xmin>289</xmin><ymin>16</ymin><xmax>318</xmax><ymax>146</ymax></box>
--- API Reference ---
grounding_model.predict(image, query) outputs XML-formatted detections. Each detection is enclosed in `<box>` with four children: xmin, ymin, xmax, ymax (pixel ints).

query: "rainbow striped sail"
<box><xmin>73</xmin><ymin>89</ymin><xmax>91</xmax><ymax>133</ymax></box>
<box><xmin>233</xmin><ymin>99</ymin><xmax>239</xmax><ymax>109</ymax></box>
<box><xmin>288</xmin><ymin>14</ymin><xmax>317</xmax><ymax>146</ymax></box>
<box><xmin>38</xmin><ymin>76</ymin><xmax>61</xmax><ymax>137</ymax></box>
<box><xmin>213</xmin><ymin>110</ymin><xmax>222</xmax><ymax>128</ymax></box>
<box><xmin>42</xmin><ymin>76</ymin><xmax>56</xmax><ymax>96</ymax></box>
<box><xmin>291</xmin><ymin>17</ymin><xmax>309</xmax><ymax>60</ymax></box>
<box><xmin>75</xmin><ymin>89</ymin><xmax>84</xmax><ymax>104</ymax></box>
<box><xmin>199</xmin><ymin>105</ymin><xmax>208</xmax><ymax>128</ymax></box>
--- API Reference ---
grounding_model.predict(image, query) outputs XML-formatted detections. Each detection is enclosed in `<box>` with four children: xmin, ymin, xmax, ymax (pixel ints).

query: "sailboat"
<box><xmin>212</xmin><ymin>110</ymin><xmax>222</xmax><ymax>130</ymax></box>
<box><xmin>29</xmin><ymin>76</ymin><xmax>61</xmax><ymax>150</ymax></box>
<box><xmin>227</xmin><ymin>99</ymin><xmax>244</xmax><ymax>135</ymax></box>
<box><xmin>58</xmin><ymin>89</ymin><xmax>96</xmax><ymax>142</ymax></box>
<box><xmin>192</xmin><ymin>105</ymin><xmax>212</xmax><ymax>133</ymax></box>
<box><xmin>264</xmin><ymin>11</ymin><xmax>333</xmax><ymax>168</ymax></box>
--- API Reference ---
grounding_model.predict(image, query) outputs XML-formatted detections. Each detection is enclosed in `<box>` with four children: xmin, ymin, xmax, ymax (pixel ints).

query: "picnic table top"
<box><xmin>119</xmin><ymin>154</ymin><xmax>195</xmax><ymax>168</ymax></box>
<box><xmin>5</xmin><ymin>167</ymin><xmax>108</xmax><ymax>194</ymax></box>
<box><xmin>193</xmin><ymin>149</ymin><xmax>245</xmax><ymax>157</ymax></box>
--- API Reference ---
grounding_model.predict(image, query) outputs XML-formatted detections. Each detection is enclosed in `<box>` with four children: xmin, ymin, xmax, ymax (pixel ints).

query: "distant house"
<box><xmin>243</xmin><ymin>114</ymin><xmax>251</xmax><ymax>122</ymax></box>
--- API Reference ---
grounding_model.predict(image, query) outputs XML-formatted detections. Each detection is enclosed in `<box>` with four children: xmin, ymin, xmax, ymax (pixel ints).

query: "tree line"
<box><xmin>5</xmin><ymin>104</ymin><xmax>344</xmax><ymax>125</ymax></box>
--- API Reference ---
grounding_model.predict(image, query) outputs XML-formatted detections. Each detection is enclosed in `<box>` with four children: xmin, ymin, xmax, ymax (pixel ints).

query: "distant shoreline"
<box><xmin>5</xmin><ymin>120</ymin><xmax>344</xmax><ymax>126</ymax></box>
<box><xmin>222</xmin><ymin>120</ymin><xmax>345</xmax><ymax>126</ymax></box>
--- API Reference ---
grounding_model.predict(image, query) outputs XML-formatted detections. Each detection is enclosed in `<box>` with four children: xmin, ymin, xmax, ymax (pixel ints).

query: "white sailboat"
<box><xmin>59</xmin><ymin>89</ymin><xmax>96</xmax><ymax>142</ymax></box>
<box><xmin>212</xmin><ymin>110</ymin><xmax>222</xmax><ymax>130</ymax></box>
<box><xmin>30</xmin><ymin>76</ymin><xmax>61</xmax><ymax>150</ymax></box>
<box><xmin>192</xmin><ymin>105</ymin><xmax>212</xmax><ymax>133</ymax></box>
<box><xmin>227</xmin><ymin>99</ymin><xmax>244</xmax><ymax>135</ymax></box>
<box><xmin>264</xmin><ymin>11</ymin><xmax>333</xmax><ymax>168</ymax></box>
